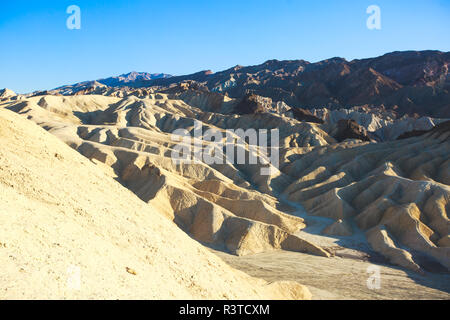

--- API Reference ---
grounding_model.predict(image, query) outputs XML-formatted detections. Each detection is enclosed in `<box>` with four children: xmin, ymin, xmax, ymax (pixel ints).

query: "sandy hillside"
<box><xmin>0</xmin><ymin>108</ymin><xmax>311</xmax><ymax>299</ymax></box>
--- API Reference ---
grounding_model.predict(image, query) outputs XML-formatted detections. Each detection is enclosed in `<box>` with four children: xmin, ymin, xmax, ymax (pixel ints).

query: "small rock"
<box><xmin>126</xmin><ymin>267</ymin><xmax>137</xmax><ymax>275</ymax></box>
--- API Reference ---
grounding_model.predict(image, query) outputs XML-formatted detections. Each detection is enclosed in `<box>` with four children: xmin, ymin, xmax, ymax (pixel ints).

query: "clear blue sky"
<box><xmin>1</xmin><ymin>0</ymin><xmax>449</xmax><ymax>93</ymax></box>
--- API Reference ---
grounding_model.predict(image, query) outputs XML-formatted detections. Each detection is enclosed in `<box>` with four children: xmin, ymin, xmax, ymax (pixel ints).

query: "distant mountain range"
<box><xmin>98</xmin><ymin>71</ymin><xmax>172</xmax><ymax>87</ymax></box>
<box><xmin>51</xmin><ymin>51</ymin><xmax>449</xmax><ymax>117</ymax></box>
<box><xmin>55</xmin><ymin>72</ymin><xmax>172</xmax><ymax>94</ymax></box>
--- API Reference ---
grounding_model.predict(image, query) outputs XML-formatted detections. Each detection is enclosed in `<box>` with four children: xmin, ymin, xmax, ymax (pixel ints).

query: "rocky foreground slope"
<box><xmin>2</xmin><ymin>92</ymin><xmax>449</xmax><ymax>278</ymax></box>
<box><xmin>0</xmin><ymin>108</ymin><xmax>312</xmax><ymax>299</ymax></box>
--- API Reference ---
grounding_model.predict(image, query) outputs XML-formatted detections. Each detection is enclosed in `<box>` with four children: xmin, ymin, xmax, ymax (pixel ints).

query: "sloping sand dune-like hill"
<box><xmin>0</xmin><ymin>108</ymin><xmax>312</xmax><ymax>299</ymax></box>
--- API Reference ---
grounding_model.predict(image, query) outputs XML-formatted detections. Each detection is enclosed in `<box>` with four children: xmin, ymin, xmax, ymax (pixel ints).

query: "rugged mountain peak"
<box><xmin>322</xmin><ymin>57</ymin><xmax>348</xmax><ymax>64</ymax></box>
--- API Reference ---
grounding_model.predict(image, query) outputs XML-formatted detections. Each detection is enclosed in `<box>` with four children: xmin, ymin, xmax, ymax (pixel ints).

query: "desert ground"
<box><xmin>212</xmin><ymin>246</ymin><xmax>450</xmax><ymax>300</ymax></box>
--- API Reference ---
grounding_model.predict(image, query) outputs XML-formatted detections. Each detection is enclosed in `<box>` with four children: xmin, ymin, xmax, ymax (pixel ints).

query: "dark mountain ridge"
<box><xmin>52</xmin><ymin>51</ymin><xmax>450</xmax><ymax>117</ymax></box>
<box><xmin>142</xmin><ymin>50</ymin><xmax>450</xmax><ymax>117</ymax></box>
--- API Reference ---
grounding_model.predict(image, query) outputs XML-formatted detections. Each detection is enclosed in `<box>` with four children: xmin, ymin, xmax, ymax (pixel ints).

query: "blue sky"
<box><xmin>0</xmin><ymin>0</ymin><xmax>449</xmax><ymax>93</ymax></box>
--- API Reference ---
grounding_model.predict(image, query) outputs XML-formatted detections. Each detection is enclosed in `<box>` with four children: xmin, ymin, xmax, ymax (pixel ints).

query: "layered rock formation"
<box><xmin>281</xmin><ymin>124</ymin><xmax>450</xmax><ymax>272</ymax></box>
<box><xmin>312</xmin><ymin>106</ymin><xmax>448</xmax><ymax>141</ymax></box>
